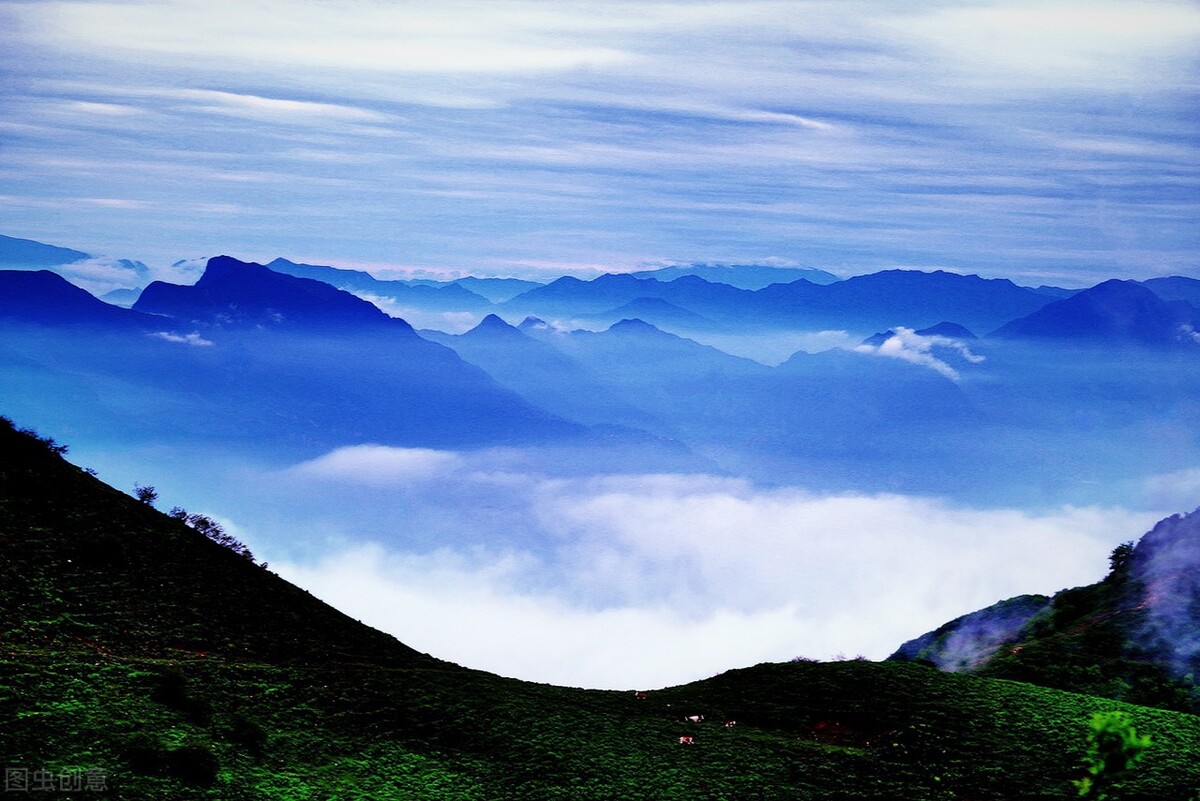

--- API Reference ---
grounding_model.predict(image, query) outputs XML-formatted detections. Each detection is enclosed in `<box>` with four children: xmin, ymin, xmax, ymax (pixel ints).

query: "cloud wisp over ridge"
<box><xmin>855</xmin><ymin>326</ymin><xmax>985</xmax><ymax>380</ymax></box>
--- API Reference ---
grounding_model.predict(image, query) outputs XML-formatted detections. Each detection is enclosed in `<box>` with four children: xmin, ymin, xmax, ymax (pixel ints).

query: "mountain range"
<box><xmin>3</xmin><ymin>241</ymin><xmax>1199</xmax><ymax>505</ymax></box>
<box><xmin>6</xmin><ymin>232</ymin><xmax>1200</xmax><ymax>349</ymax></box>
<box><xmin>628</xmin><ymin>263</ymin><xmax>840</xmax><ymax>288</ymax></box>
<box><xmin>264</xmin><ymin>257</ymin><xmax>494</xmax><ymax>311</ymax></box>
<box><xmin>501</xmin><ymin>268</ymin><xmax>1067</xmax><ymax>334</ymax></box>
<box><xmin>0</xmin><ymin>258</ymin><xmax>587</xmax><ymax>453</ymax></box>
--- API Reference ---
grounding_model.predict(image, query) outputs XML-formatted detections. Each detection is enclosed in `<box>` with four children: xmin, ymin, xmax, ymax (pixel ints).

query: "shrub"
<box><xmin>150</xmin><ymin>669</ymin><xmax>212</xmax><ymax>725</ymax></box>
<box><xmin>168</xmin><ymin>506</ymin><xmax>256</xmax><ymax>562</ymax></box>
<box><xmin>229</xmin><ymin>712</ymin><xmax>268</xmax><ymax>756</ymax></box>
<box><xmin>122</xmin><ymin>733</ymin><xmax>166</xmax><ymax>775</ymax></box>
<box><xmin>167</xmin><ymin>743</ymin><xmax>219</xmax><ymax>786</ymax></box>
<box><xmin>1074</xmin><ymin>710</ymin><xmax>1151</xmax><ymax>798</ymax></box>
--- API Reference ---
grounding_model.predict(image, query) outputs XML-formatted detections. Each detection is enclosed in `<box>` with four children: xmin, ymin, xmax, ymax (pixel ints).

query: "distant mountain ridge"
<box><xmin>266</xmin><ymin>257</ymin><xmax>492</xmax><ymax>311</ymax></box>
<box><xmin>136</xmin><ymin>256</ymin><xmax>409</xmax><ymax>330</ymax></box>
<box><xmin>629</xmin><ymin>263</ymin><xmax>839</xmax><ymax>288</ymax></box>
<box><xmin>0</xmin><ymin>270</ymin><xmax>160</xmax><ymax>329</ymax></box>
<box><xmin>754</xmin><ymin>269</ymin><xmax>1051</xmax><ymax>333</ymax></box>
<box><xmin>1140</xmin><ymin>276</ymin><xmax>1200</xmax><ymax>308</ymax></box>
<box><xmin>506</xmin><ymin>268</ymin><xmax>1057</xmax><ymax>333</ymax></box>
<box><xmin>0</xmin><ymin>233</ymin><xmax>89</xmax><ymax>267</ymax></box>
<box><xmin>992</xmin><ymin>279</ymin><xmax>1200</xmax><ymax>347</ymax></box>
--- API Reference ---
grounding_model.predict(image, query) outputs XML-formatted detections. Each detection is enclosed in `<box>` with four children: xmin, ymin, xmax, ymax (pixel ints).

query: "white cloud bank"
<box><xmin>270</xmin><ymin>448</ymin><xmax>1160</xmax><ymax>689</ymax></box>
<box><xmin>289</xmin><ymin>444</ymin><xmax>462</xmax><ymax>485</ymax></box>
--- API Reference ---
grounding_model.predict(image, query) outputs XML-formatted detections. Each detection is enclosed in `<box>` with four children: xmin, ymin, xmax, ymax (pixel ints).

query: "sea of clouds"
<box><xmin>242</xmin><ymin>443</ymin><xmax>1163</xmax><ymax>689</ymax></box>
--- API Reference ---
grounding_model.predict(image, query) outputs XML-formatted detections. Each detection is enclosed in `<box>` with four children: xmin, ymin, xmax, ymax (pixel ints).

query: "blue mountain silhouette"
<box><xmin>0</xmin><ymin>233</ymin><xmax>89</xmax><ymax>267</ymax></box>
<box><xmin>1142</xmin><ymin>276</ymin><xmax>1200</xmax><ymax>308</ymax></box>
<box><xmin>991</xmin><ymin>279</ymin><xmax>1199</xmax><ymax>346</ymax></box>
<box><xmin>0</xmin><ymin>270</ymin><xmax>159</xmax><ymax>329</ymax></box>
<box><xmin>508</xmin><ymin>269</ymin><xmax>1052</xmax><ymax>333</ymax></box>
<box><xmin>629</xmin><ymin>263</ymin><xmax>839</xmax><ymax>288</ymax></box>
<box><xmin>136</xmin><ymin>256</ymin><xmax>406</xmax><ymax>329</ymax></box>
<box><xmin>266</xmin><ymin>258</ymin><xmax>491</xmax><ymax>311</ymax></box>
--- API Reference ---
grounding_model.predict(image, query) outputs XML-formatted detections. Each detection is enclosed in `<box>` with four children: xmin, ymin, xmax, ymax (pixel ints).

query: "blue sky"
<box><xmin>2</xmin><ymin>0</ymin><xmax>1198</xmax><ymax>283</ymax></box>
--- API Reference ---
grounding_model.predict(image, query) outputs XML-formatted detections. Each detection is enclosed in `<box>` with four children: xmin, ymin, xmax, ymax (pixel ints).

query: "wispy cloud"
<box><xmin>25</xmin><ymin>1</ymin><xmax>635</xmax><ymax>74</ymax></box>
<box><xmin>878</xmin><ymin>2</ymin><xmax>1200</xmax><ymax>90</ymax></box>
<box><xmin>173</xmin><ymin>89</ymin><xmax>392</xmax><ymax>124</ymax></box>
<box><xmin>855</xmin><ymin>326</ymin><xmax>984</xmax><ymax>380</ymax></box>
<box><xmin>151</xmin><ymin>331</ymin><xmax>214</xmax><ymax>347</ymax></box>
<box><xmin>289</xmin><ymin>444</ymin><xmax>462</xmax><ymax>485</ymax></box>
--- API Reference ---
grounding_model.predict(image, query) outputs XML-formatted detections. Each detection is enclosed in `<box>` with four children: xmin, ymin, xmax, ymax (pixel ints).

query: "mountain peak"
<box><xmin>135</xmin><ymin>255</ymin><xmax>406</xmax><ymax>331</ymax></box>
<box><xmin>606</xmin><ymin>317</ymin><xmax>663</xmax><ymax>335</ymax></box>
<box><xmin>463</xmin><ymin>313</ymin><xmax>523</xmax><ymax>339</ymax></box>
<box><xmin>517</xmin><ymin>316</ymin><xmax>551</xmax><ymax>331</ymax></box>
<box><xmin>476</xmin><ymin>313</ymin><xmax>515</xmax><ymax>330</ymax></box>
<box><xmin>991</xmin><ymin>278</ymin><xmax>1197</xmax><ymax>346</ymax></box>
<box><xmin>0</xmin><ymin>269</ymin><xmax>154</xmax><ymax>328</ymax></box>
<box><xmin>917</xmin><ymin>321</ymin><xmax>977</xmax><ymax>339</ymax></box>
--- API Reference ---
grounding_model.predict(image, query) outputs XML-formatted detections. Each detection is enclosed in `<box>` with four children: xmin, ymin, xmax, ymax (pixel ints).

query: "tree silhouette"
<box><xmin>134</xmin><ymin>484</ymin><xmax>158</xmax><ymax>506</ymax></box>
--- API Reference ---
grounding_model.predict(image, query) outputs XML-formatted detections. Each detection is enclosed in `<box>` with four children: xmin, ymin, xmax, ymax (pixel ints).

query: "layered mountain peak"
<box><xmin>992</xmin><ymin>278</ymin><xmax>1198</xmax><ymax>346</ymax></box>
<box><xmin>462</xmin><ymin>313</ymin><xmax>523</xmax><ymax>340</ymax></box>
<box><xmin>0</xmin><ymin>269</ymin><xmax>156</xmax><ymax>328</ymax></box>
<box><xmin>474</xmin><ymin>312</ymin><xmax>517</xmax><ymax>331</ymax></box>
<box><xmin>917</xmin><ymin>321</ymin><xmax>977</xmax><ymax>339</ymax></box>
<box><xmin>517</xmin><ymin>315</ymin><xmax>553</xmax><ymax>332</ymax></box>
<box><xmin>606</xmin><ymin>317</ymin><xmax>665</xmax><ymax>336</ymax></box>
<box><xmin>135</xmin><ymin>255</ymin><xmax>407</xmax><ymax>331</ymax></box>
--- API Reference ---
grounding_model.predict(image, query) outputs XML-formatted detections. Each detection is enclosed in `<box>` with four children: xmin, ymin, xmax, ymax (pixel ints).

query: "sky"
<box><xmin>1</xmin><ymin>0</ymin><xmax>1198</xmax><ymax>284</ymax></box>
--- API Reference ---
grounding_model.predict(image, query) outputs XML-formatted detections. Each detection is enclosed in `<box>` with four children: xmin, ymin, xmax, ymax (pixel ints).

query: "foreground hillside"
<box><xmin>893</xmin><ymin>507</ymin><xmax>1200</xmax><ymax>716</ymax></box>
<box><xmin>3</xmin><ymin>419</ymin><xmax>1200</xmax><ymax>799</ymax></box>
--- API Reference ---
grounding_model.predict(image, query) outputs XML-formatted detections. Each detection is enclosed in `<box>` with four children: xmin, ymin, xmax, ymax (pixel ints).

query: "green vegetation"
<box><xmin>1075</xmin><ymin>711</ymin><xmax>1152</xmax><ymax>799</ymax></box>
<box><xmin>3</xmin><ymin>417</ymin><xmax>1200</xmax><ymax>799</ymax></box>
<box><xmin>976</xmin><ymin>561</ymin><xmax>1199</xmax><ymax>714</ymax></box>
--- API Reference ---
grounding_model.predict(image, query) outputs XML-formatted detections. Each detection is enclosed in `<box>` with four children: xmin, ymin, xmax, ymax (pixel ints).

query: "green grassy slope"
<box><xmin>892</xmin><ymin>525</ymin><xmax>1200</xmax><ymax>715</ymax></box>
<box><xmin>3</xmin><ymin>419</ymin><xmax>1200</xmax><ymax>799</ymax></box>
